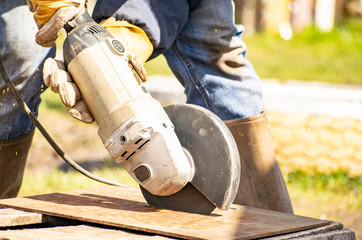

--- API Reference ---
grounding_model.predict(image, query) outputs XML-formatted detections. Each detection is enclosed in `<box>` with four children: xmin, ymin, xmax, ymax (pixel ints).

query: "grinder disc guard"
<box><xmin>141</xmin><ymin>104</ymin><xmax>240</xmax><ymax>214</ymax></box>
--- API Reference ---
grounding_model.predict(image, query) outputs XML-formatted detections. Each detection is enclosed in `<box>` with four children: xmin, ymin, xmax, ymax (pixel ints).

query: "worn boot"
<box><xmin>225</xmin><ymin>113</ymin><xmax>293</xmax><ymax>214</ymax></box>
<box><xmin>0</xmin><ymin>131</ymin><xmax>34</xmax><ymax>199</ymax></box>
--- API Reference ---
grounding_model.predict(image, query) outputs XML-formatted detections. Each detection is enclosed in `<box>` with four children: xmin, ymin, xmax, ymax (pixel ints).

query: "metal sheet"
<box><xmin>0</xmin><ymin>186</ymin><xmax>330</xmax><ymax>240</ymax></box>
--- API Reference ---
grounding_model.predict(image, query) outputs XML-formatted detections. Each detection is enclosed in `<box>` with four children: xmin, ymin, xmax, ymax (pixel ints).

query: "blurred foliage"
<box><xmin>286</xmin><ymin>170</ymin><xmax>362</xmax><ymax>211</ymax></box>
<box><xmin>40</xmin><ymin>89</ymin><xmax>69</xmax><ymax>113</ymax></box>
<box><xmin>144</xmin><ymin>55</ymin><xmax>173</xmax><ymax>76</ymax></box>
<box><xmin>243</xmin><ymin>17</ymin><xmax>362</xmax><ymax>85</ymax></box>
<box><xmin>19</xmin><ymin>166</ymin><xmax>138</xmax><ymax>197</ymax></box>
<box><xmin>287</xmin><ymin>170</ymin><xmax>362</xmax><ymax>196</ymax></box>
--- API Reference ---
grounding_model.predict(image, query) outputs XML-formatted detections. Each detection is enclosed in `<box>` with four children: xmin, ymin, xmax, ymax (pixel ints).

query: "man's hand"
<box><xmin>27</xmin><ymin>0</ymin><xmax>87</xmax><ymax>47</ymax></box>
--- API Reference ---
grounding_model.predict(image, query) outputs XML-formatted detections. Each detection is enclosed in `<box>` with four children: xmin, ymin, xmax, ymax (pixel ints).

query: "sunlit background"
<box><xmin>19</xmin><ymin>0</ymin><xmax>362</xmax><ymax>238</ymax></box>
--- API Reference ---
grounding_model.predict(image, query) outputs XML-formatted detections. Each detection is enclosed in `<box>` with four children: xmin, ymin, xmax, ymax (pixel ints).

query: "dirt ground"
<box><xmin>26</xmin><ymin>109</ymin><xmax>362</xmax><ymax>239</ymax></box>
<box><xmin>26</xmin><ymin>109</ymin><xmax>108</xmax><ymax>172</ymax></box>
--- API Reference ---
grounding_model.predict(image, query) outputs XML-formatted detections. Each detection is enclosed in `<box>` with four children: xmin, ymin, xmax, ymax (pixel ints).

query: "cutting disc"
<box><xmin>141</xmin><ymin>104</ymin><xmax>240</xmax><ymax>214</ymax></box>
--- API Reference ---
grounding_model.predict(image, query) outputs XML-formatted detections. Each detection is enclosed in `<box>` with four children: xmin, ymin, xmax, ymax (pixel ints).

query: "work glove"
<box><xmin>27</xmin><ymin>0</ymin><xmax>87</xmax><ymax>47</ymax></box>
<box><xmin>43</xmin><ymin>58</ymin><xmax>93</xmax><ymax>123</ymax></box>
<box><xmin>43</xmin><ymin>18</ymin><xmax>153</xmax><ymax>124</ymax></box>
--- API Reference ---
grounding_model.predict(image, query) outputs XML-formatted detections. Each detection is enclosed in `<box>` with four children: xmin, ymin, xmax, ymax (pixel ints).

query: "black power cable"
<box><xmin>0</xmin><ymin>52</ymin><xmax>132</xmax><ymax>189</ymax></box>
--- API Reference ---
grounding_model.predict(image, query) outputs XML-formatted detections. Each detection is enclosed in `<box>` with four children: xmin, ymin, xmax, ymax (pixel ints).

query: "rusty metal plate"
<box><xmin>0</xmin><ymin>186</ymin><xmax>330</xmax><ymax>240</ymax></box>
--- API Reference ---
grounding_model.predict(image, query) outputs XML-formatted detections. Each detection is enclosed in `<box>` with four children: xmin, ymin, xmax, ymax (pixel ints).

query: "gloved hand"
<box><xmin>43</xmin><ymin>18</ymin><xmax>153</xmax><ymax>124</ymax></box>
<box><xmin>43</xmin><ymin>57</ymin><xmax>94</xmax><ymax>123</ymax></box>
<box><xmin>43</xmin><ymin>54</ymin><xmax>148</xmax><ymax>124</ymax></box>
<box><xmin>27</xmin><ymin>0</ymin><xmax>87</xmax><ymax>47</ymax></box>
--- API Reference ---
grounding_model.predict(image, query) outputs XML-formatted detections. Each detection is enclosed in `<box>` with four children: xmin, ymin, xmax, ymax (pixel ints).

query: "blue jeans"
<box><xmin>164</xmin><ymin>0</ymin><xmax>262</xmax><ymax>121</ymax></box>
<box><xmin>0</xmin><ymin>0</ymin><xmax>55</xmax><ymax>140</ymax></box>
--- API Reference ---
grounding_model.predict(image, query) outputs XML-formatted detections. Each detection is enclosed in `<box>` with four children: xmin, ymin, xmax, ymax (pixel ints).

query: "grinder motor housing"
<box><xmin>62</xmin><ymin>12</ymin><xmax>194</xmax><ymax>196</ymax></box>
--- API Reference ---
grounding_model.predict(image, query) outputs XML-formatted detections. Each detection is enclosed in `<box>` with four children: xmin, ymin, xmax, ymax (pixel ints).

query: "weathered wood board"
<box><xmin>0</xmin><ymin>224</ymin><xmax>172</xmax><ymax>240</ymax></box>
<box><xmin>0</xmin><ymin>208</ymin><xmax>45</xmax><ymax>227</ymax></box>
<box><xmin>0</xmin><ymin>186</ymin><xmax>330</xmax><ymax>240</ymax></box>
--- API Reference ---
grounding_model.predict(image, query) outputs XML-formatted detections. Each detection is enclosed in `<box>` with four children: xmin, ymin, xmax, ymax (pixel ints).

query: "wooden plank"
<box><xmin>0</xmin><ymin>224</ymin><xmax>171</xmax><ymax>240</ymax></box>
<box><xmin>0</xmin><ymin>208</ymin><xmax>45</xmax><ymax>227</ymax></box>
<box><xmin>0</xmin><ymin>186</ymin><xmax>330</xmax><ymax>240</ymax></box>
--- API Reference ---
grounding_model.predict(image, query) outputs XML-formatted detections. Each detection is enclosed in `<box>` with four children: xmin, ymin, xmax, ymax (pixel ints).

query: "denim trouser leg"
<box><xmin>163</xmin><ymin>0</ymin><xmax>262</xmax><ymax>121</ymax></box>
<box><xmin>0</xmin><ymin>1</ymin><xmax>55</xmax><ymax>140</ymax></box>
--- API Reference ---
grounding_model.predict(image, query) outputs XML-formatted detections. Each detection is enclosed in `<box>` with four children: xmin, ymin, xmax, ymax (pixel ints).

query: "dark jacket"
<box><xmin>92</xmin><ymin>0</ymin><xmax>202</xmax><ymax>59</ymax></box>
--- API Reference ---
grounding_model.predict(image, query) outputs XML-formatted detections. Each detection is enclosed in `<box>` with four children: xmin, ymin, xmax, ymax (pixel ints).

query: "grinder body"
<box><xmin>63</xmin><ymin>12</ymin><xmax>193</xmax><ymax>196</ymax></box>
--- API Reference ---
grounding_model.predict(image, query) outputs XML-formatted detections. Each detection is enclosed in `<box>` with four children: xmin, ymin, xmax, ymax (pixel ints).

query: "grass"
<box><xmin>244</xmin><ymin>18</ymin><xmax>362</xmax><ymax>85</ymax></box>
<box><xmin>19</xmin><ymin>165</ymin><xmax>138</xmax><ymax>197</ymax></box>
<box><xmin>286</xmin><ymin>171</ymin><xmax>362</xmax><ymax>212</ymax></box>
<box><xmin>40</xmin><ymin>89</ymin><xmax>68</xmax><ymax>113</ymax></box>
<box><xmin>144</xmin><ymin>55</ymin><xmax>173</xmax><ymax>76</ymax></box>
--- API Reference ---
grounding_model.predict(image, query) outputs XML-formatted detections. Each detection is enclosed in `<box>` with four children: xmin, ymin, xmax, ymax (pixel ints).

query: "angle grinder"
<box><xmin>59</xmin><ymin>11</ymin><xmax>240</xmax><ymax>214</ymax></box>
